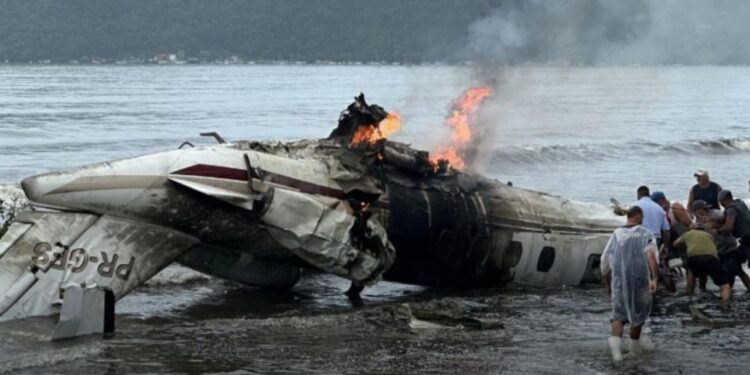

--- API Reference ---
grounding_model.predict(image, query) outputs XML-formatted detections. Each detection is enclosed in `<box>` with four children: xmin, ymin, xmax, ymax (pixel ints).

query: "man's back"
<box><xmin>679</xmin><ymin>230</ymin><xmax>718</xmax><ymax>258</ymax></box>
<box><xmin>600</xmin><ymin>225</ymin><xmax>656</xmax><ymax>327</ymax></box>
<box><xmin>634</xmin><ymin>197</ymin><xmax>669</xmax><ymax>239</ymax></box>
<box><xmin>727</xmin><ymin>199</ymin><xmax>750</xmax><ymax>240</ymax></box>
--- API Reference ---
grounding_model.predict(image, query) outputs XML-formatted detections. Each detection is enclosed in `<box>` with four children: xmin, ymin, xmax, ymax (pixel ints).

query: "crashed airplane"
<box><xmin>0</xmin><ymin>93</ymin><xmax>623</xmax><ymax>325</ymax></box>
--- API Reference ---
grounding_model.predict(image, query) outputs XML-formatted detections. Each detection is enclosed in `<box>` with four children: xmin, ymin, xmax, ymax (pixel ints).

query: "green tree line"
<box><xmin>0</xmin><ymin>0</ymin><xmax>502</xmax><ymax>63</ymax></box>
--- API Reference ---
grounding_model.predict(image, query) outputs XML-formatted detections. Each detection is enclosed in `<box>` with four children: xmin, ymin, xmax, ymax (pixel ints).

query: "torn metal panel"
<box><xmin>382</xmin><ymin>142</ymin><xmax>434</xmax><ymax>176</ymax></box>
<box><xmin>260</xmin><ymin>187</ymin><xmax>394</xmax><ymax>285</ymax></box>
<box><xmin>328</xmin><ymin>93</ymin><xmax>388</xmax><ymax>139</ymax></box>
<box><xmin>168</xmin><ymin>175</ymin><xmax>258</xmax><ymax>211</ymax></box>
<box><xmin>233</xmin><ymin>138</ymin><xmax>384</xmax><ymax>198</ymax></box>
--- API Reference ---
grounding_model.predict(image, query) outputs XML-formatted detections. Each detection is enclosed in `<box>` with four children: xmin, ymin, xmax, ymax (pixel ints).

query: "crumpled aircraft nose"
<box><xmin>20</xmin><ymin>171</ymin><xmax>76</xmax><ymax>206</ymax></box>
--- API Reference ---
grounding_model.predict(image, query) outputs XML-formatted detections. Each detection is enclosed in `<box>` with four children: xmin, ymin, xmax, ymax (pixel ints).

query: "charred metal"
<box><xmin>0</xmin><ymin>94</ymin><xmax>623</xmax><ymax>329</ymax></box>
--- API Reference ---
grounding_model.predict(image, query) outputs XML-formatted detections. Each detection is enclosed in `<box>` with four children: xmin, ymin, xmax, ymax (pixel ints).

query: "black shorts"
<box><xmin>739</xmin><ymin>238</ymin><xmax>750</xmax><ymax>262</ymax></box>
<box><xmin>688</xmin><ymin>255</ymin><xmax>727</xmax><ymax>286</ymax></box>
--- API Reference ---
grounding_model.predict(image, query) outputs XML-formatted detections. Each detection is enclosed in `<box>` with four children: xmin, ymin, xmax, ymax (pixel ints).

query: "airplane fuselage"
<box><xmin>20</xmin><ymin>140</ymin><xmax>623</xmax><ymax>289</ymax></box>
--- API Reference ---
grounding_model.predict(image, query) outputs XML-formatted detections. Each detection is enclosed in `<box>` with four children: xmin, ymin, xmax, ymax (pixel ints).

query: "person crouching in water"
<box><xmin>601</xmin><ymin>206</ymin><xmax>659</xmax><ymax>362</ymax></box>
<box><xmin>693</xmin><ymin>199</ymin><xmax>750</xmax><ymax>291</ymax></box>
<box><xmin>719</xmin><ymin>189</ymin><xmax>750</xmax><ymax>262</ymax></box>
<box><xmin>673</xmin><ymin>223</ymin><xmax>732</xmax><ymax>308</ymax></box>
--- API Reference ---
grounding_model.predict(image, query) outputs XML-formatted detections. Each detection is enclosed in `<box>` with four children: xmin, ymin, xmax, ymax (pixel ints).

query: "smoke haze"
<box><xmin>453</xmin><ymin>0</ymin><xmax>750</xmax><ymax>172</ymax></box>
<box><xmin>466</xmin><ymin>0</ymin><xmax>750</xmax><ymax>65</ymax></box>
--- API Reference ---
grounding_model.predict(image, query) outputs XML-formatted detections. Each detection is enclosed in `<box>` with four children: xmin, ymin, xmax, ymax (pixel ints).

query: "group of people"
<box><xmin>601</xmin><ymin>169</ymin><xmax>750</xmax><ymax>361</ymax></box>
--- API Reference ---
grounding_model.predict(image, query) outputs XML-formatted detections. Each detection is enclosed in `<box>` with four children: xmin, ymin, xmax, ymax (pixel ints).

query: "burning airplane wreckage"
<box><xmin>0</xmin><ymin>89</ymin><xmax>623</xmax><ymax>337</ymax></box>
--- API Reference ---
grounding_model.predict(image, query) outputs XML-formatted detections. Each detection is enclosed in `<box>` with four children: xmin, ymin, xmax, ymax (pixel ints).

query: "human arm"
<box><xmin>720</xmin><ymin>209</ymin><xmax>736</xmax><ymax>234</ymax></box>
<box><xmin>672</xmin><ymin>202</ymin><xmax>692</xmax><ymax>227</ymax></box>
<box><xmin>687</xmin><ymin>188</ymin><xmax>695</xmax><ymax>214</ymax></box>
<box><xmin>603</xmin><ymin>270</ymin><xmax>612</xmax><ymax>296</ymax></box>
<box><xmin>661</xmin><ymin>230</ymin><xmax>670</xmax><ymax>251</ymax></box>
<box><xmin>646</xmin><ymin>243</ymin><xmax>659</xmax><ymax>294</ymax></box>
<box><xmin>660</xmin><ymin>212</ymin><xmax>671</xmax><ymax>251</ymax></box>
<box><xmin>673</xmin><ymin>233</ymin><xmax>686</xmax><ymax>249</ymax></box>
<box><xmin>600</xmin><ymin>233</ymin><xmax>616</xmax><ymax>296</ymax></box>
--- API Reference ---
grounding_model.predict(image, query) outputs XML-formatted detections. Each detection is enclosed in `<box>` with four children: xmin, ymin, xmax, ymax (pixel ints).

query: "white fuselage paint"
<box><xmin>19</xmin><ymin>142</ymin><xmax>623</xmax><ymax>288</ymax></box>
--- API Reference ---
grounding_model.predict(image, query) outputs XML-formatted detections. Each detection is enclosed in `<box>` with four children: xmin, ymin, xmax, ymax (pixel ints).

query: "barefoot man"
<box><xmin>601</xmin><ymin>206</ymin><xmax>659</xmax><ymax>361</ymax></box>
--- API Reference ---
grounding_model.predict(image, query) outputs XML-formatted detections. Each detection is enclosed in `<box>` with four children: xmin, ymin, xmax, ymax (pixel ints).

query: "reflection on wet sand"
<box><xmin>2</xmin><ymin>271</ymin><xmax>749</xmax><ymax>374</ymax></box>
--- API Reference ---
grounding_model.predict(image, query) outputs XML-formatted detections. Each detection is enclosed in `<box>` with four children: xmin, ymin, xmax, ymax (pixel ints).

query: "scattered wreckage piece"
<box><xmin>0</xmin><ymin>93</ymin><xmax>623</xmax><ymax>329</ymax></box>
<box><xmin>409</xmin><ymin>308</ymin><xmax>504</xmax><ymax>330</ymax></box>
<box><xmin>51</xmin><ymin>285</ymin><xmax>115</xmax><ymax>341</ymax></box>
<box><xmin>360</xmin><ymin>298</ymin><xmax>504</xmax><ymax>331</ymax></box>
<box><xmin>682</xmin><ymin>305</ymin><xmax>750</xmax><ymax>329</ymax></box>
<box><xmin>257</xmin><ymin>186</ymin><xmax>394</xmax><ymax>285</ymax></box>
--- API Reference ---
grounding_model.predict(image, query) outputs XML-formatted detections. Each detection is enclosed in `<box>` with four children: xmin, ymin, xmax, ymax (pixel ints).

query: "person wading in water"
<box><xmin>601</xmin><ymin>206</ymin><xmax>659</xmax><ymax>362</ymax></box>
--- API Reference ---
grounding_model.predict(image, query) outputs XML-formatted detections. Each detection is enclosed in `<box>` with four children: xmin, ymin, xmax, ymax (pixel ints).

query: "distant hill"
<box><xmin>0</xmin><ymin>0</ymin><xmax>501</xmax><ymax>63</ymax></box>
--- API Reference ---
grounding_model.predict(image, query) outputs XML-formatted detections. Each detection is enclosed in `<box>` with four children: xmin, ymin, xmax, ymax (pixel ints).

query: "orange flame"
<box><xmin>350</xmin><ymin>112</ymin><xmax>402</xmax><ymax>147</ymax></box>
<box><xmin>430</xmin><ymin>87</ymin><xmax>493</xmax><ymax>170</ymax></box>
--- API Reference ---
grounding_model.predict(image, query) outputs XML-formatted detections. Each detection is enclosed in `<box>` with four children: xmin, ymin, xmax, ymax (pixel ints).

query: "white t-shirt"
<box><xmin>633</xmin><ymin>197</ymin><xmax>670</xmax><ymax>240</ymax></box>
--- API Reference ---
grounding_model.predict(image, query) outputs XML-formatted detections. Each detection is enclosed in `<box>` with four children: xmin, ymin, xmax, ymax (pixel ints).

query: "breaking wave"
<box><xmin>0</xmin><ymin>184</ymin><xmax>25</xmax><ymax>203</ymax></box>
<box><xmin>491</xmin><ymin>136</ymin><xmax>750</xmax><ymax>165</ymax></box>
<box><xmin>144</xmin><ymin>264</ymin><xmax>212</xmax><ymax>287</ymax></box>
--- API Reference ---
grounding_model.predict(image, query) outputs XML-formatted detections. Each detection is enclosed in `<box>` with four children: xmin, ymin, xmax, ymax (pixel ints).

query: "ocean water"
<box><xmin>3</xmin><ymin>65</ymin><xmax>750</xmax><ymax>203</ymax></box>
<box><xmin>2</xmin><ymin>65</ymin><xmax>750</xmax><ymax>374</ymax></box>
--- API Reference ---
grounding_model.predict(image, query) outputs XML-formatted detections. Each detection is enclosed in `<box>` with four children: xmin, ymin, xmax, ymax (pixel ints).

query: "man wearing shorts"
<box><xmin>719</xmin><ymin>190</ymin><xmax>750</xmax><ymax>265</ymax></box>
<box><xmin>674</xmin><ymin>224</ymin><xmax>731</xmax><ymax>308</ymax></box>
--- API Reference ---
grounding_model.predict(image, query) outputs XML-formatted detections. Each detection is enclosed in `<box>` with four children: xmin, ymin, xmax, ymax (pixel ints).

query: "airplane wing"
<box><xmin>0</xmin><ymin>210</ymin><xmax>198</xmax><ymax>322</ymax></box>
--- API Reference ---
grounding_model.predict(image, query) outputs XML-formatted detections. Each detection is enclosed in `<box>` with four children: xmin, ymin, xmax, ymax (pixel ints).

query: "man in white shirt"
<box><xmin>633</xmin><ymin>185</ymin><xmax>670</xmax><ymax>247</ymax></box>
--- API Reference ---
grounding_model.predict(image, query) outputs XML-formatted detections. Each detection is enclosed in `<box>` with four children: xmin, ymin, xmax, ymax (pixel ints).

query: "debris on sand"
<box><xmin>683</xmin><ymin>304</ymin><xmax>750</xmax><ymax>329</ymax></box>
<box><xmin>217</xmin><ymin>296</ymin><xmax>506</xmax><ymax>333</ymax></box>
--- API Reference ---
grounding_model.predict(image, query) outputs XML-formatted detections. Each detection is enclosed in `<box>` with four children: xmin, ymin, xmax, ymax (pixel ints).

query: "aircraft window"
<box><xmin>536</xmin><ymin>246</ymin><xmax>555</xmax><ymax>272</ymax></box>
<box><xmin>503</xmin><ymin>241</ymin><xmax>523</xmax><ymax>268</ymax></box>
<box><xmin>580</xmin><ymin>254</ymin><xmax>602</xmax><ymax>284</ymax></box>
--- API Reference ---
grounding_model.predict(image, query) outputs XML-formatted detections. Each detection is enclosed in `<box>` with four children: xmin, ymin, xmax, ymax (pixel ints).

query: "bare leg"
<box><xmin>738</xmin><ymin>270</ymin><xmax>750</xmax><ymax>291</ymax></box>
<box><xmin>720</xmin><ymin>284</ymin><xmax>732</xmax><ymax>308</ymax></box>
<box><xmin>629</xmin><ymin>325</ymin><xmax>642</xmax><ymax>340</ymax></box>
<box><xmin>628</xmin><ymin>324</ymin><xmax>652</xmax><ymax>355</ymax></box>
<box><xmin>609</xmin><ymin>320</ymin><xmax>624</xmax><ymax>361</ymax></box>
<box><xmin>611</xmin><ymin>320</ymin><xmax>624</xmax><ymax>338</ymax></box>
<box><xmin>687</xmin><ymin>271</ymin><xmax>696</xmax><ymax>296</ymax></box>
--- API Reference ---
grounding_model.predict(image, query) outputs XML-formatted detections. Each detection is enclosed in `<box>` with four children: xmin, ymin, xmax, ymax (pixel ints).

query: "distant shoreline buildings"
<box><xmin>0</xmin><ymin>50</ymin><xmax>451</xmax><ymax>66</ymax></box>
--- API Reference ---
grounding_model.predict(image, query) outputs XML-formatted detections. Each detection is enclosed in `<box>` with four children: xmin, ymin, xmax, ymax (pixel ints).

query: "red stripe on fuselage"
<box><xmin>173</xmin><ymin>164</ymin><xmax>255</xmax><ymax>181</ymax></box>
<box><xmin>171</xmin><ymin>164</ymin><xmax>348</xmax><ymax>199</ymax></box>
